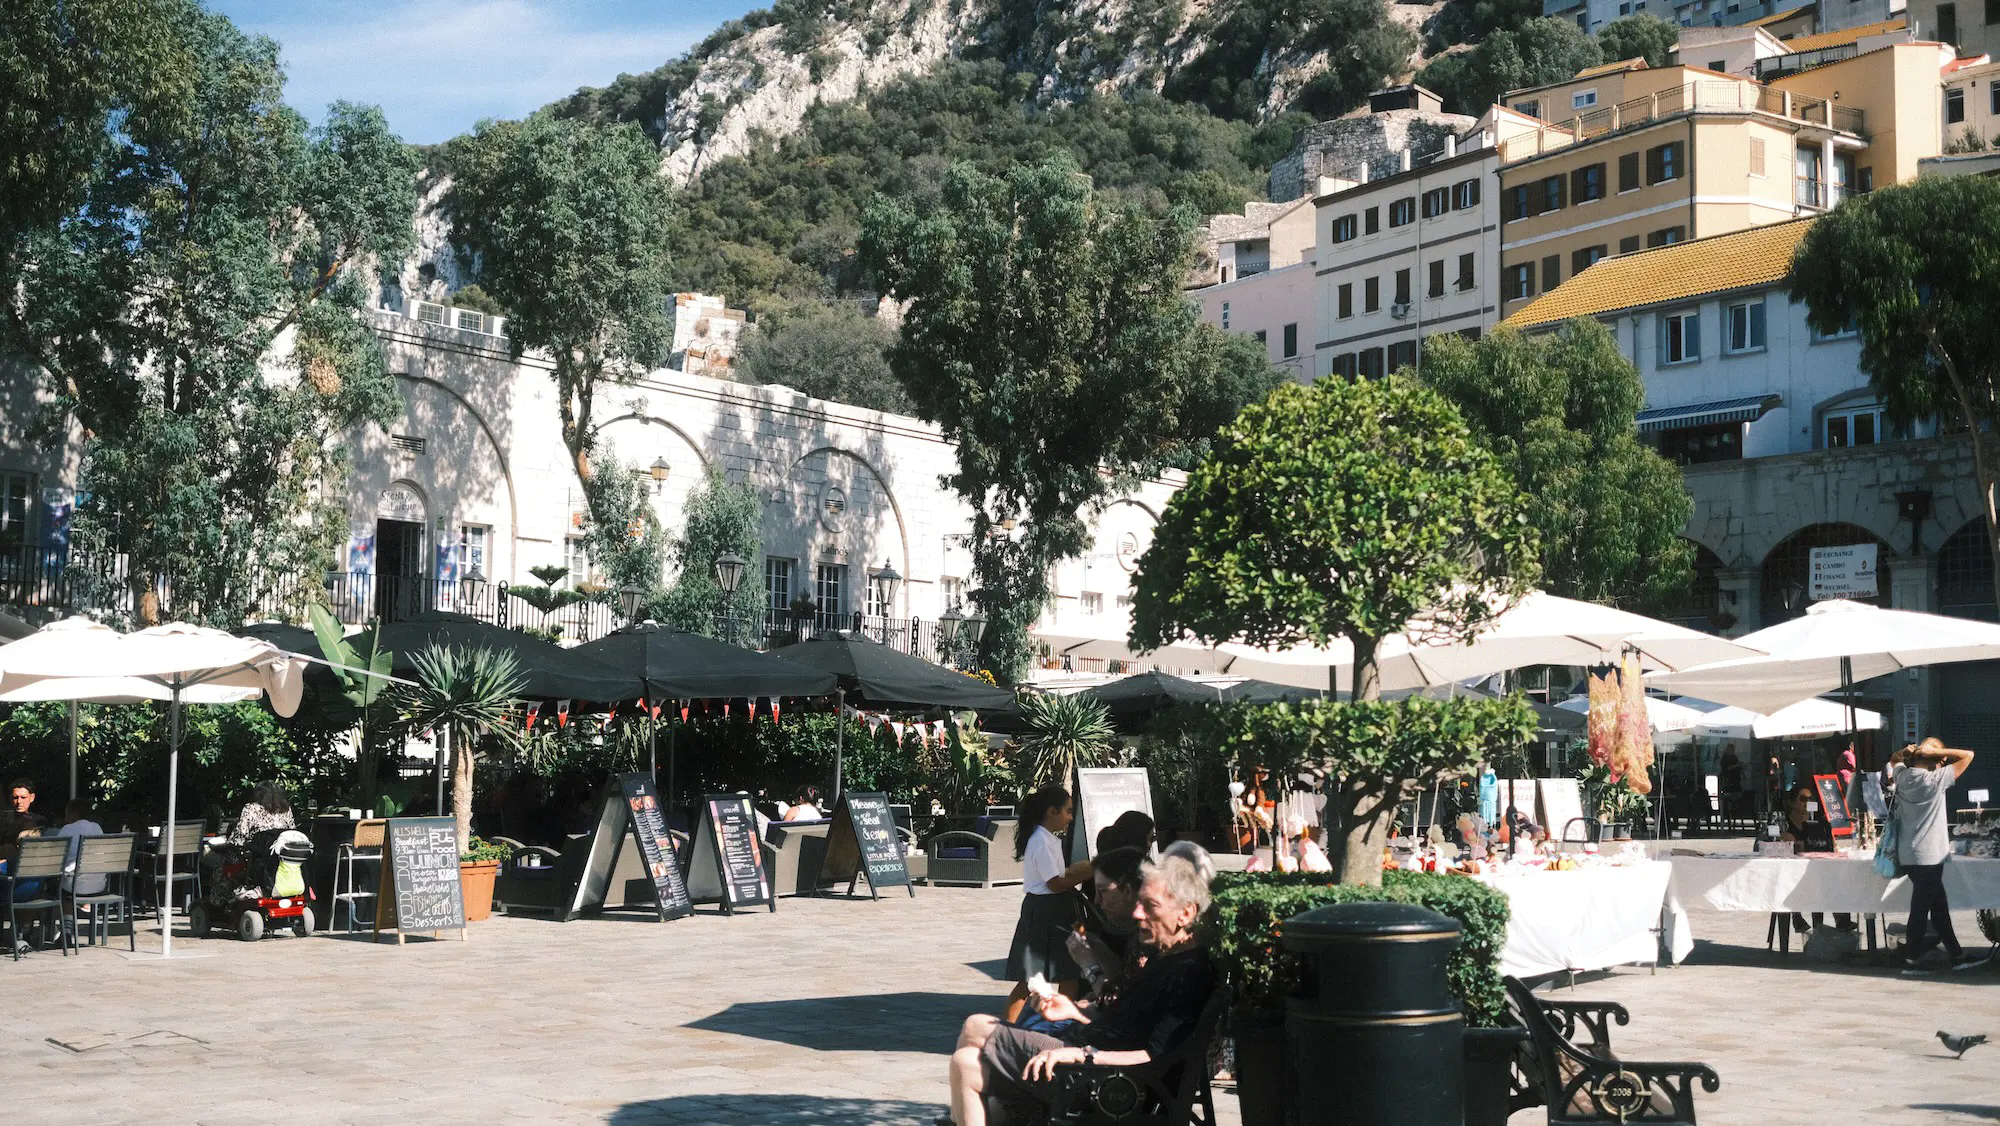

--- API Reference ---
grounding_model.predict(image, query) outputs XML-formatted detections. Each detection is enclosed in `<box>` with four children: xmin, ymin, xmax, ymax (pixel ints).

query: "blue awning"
<box><xmin>1635</xmin><ymin>394</ymin><xmax>1781</xmax><ymax>433</ymax></box>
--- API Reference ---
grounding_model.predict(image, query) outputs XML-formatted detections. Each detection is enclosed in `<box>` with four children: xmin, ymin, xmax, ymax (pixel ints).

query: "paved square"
<box><xmin>0</xmin><ymin>883</ymin><xmax>1993</xmax><ymax>1125</ymax></box>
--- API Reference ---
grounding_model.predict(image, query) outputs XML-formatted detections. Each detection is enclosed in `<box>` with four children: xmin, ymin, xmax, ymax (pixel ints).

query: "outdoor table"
<box><xmin>1666</xmin><ymin>854</ymin><xmax>2000</xmax><ymax>916</ymax></box>
<box><xmin>1471</xmin><ymin>860</ymin><xmax>1693</xmax><ymax>978</ymax></box>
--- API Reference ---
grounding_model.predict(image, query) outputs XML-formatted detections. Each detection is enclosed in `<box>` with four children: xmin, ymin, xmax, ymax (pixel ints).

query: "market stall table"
<box><xmin>1472</xmin><ymin>859</ymin><xmax>1693</xmax><ymax>978</ymax></box>
<box><xmin>1667</xmin><ymin>854</ymin><xmax>2000</xmax><ymax>916</ymax></box>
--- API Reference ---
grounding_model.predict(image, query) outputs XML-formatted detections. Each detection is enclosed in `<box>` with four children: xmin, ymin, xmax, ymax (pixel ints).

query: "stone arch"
<box><xmin>1936</xmin><ymin>517</ymin><xmax>1996</xmax><ymax>621</ymax></box>
<box><xmin>594</xmin><ymin>412</ymin><xmax>717</xmax><ymax>570</ymax></box>
<box><xmin>778</xmin><ymin>445</ymin><xmax>911</xmax><ymax>618</ymax></box>
<box><xmin>394</xmin><ymin>373</ymin><xmax>519</xmax><ymax>578</ymax></box>
<box><xmin>1660</xmin><ymin>539</ymin><xmax>1727</xmax><ymax>632</ymax></box>
<box><xmin>1760</xmin><ymin>522</ymin><xmax>1892</xmax><ymax>623</ymax></box>
<box><xmin>1730</xmin><ymin>486</ymin><xmax>1903</xmax><ymax>570</ymax></box>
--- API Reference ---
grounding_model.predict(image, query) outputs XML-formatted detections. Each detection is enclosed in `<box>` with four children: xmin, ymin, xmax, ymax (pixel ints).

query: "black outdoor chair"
<box><xmin>1504</xmin><ymin>976</ymin><xmax>1719</xmax><ymax>1124</ymax></box>
<box><xmin>64</xmin><ymin>833</ymin><xmax>139</xmax><ymax>951</ymax></box>
<box><xmin>1023</xmin><ymin>988</ymin><xmax>1227</xmax><ymax>1126</ymax></box>
<box><xmin>5</xmin><ymin>838</ymin><xmax>75</xmax><ymax>959</ymax></box>
<box><xmin>142</xmin><ymin>821</ymin><xmax>205</xmax><ymax>918</ymax></box>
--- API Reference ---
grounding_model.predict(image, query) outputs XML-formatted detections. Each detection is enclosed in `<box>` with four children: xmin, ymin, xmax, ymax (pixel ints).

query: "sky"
<box><xmin>209</xmin><ymin>0</ymin><xmax>762</xmax><ymax>145</ymax></box>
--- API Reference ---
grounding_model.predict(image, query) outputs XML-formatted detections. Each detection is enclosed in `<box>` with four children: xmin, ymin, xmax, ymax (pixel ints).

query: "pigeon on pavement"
<box><xmin>1937</xmin><ymin>1031</ymin><xmax>1988</xmax><ymax>1059</ymax></box>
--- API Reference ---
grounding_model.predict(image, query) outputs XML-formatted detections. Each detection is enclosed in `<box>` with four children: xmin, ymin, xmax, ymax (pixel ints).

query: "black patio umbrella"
<box><xmin>766</xmin><ymin>633</ymin><xmax>1016</xmax><ymax>795</ymax></box>
<box><xmin>1078</xmin><ymin>671</ymin><xmax>1230</xmax><ymax>732</ymax></box>
<box><xmin>373</xmin><ymin>612</ymin><xmax>638</xmax><ymax>703</ymax></box>
<box><xmin>574</xmin><ymin>621</ymin><xmax>839</xmax><ymax>798</ymax></box>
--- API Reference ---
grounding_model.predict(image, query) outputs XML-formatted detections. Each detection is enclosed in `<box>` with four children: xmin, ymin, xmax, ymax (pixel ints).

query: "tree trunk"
<box><xmin>1350</xmin><ymin>635</ymin><xmax>1381</xmax><ymax>702</ymax></box>
<box><xmin>452</xmin><ymin>725</ymin><xmax>475</xmax><ymax>856</ymax></box>
<box><xmin>1335</xmin><ymin>785</ymin><xmax>1396</xmax><ymax>887</ymax></box>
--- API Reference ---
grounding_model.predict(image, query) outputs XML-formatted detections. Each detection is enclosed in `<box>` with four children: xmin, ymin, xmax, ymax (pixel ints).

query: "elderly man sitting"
<box><xmin>942</xmin><ymin>845</ymin><xmax>1217</xmax><ymax>1126</ymax></box>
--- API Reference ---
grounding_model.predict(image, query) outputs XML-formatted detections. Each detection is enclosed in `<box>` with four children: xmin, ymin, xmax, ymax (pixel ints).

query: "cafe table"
<box><xmin>1666</xmin><ymin>852</ymin><xmax>2000</xmax><ymax>917</ymax></box>
<box><xmin>1471</xmin><ymin>859</ymin><xmax>1693</xmax><ymax>978</ymax></box>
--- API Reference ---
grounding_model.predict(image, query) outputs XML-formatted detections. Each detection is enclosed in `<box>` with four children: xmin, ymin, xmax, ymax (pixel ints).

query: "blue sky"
<box><xmin>210</xmin><ymin>1</ymin><xmax>762</xmax><ymax>144</ymax></box>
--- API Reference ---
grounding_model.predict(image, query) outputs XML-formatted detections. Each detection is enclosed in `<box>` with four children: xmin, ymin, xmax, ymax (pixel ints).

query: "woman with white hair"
<box><xmin>941</xmin><ymin>847</ymin><xmax>1218</xmax><ymax>1126</ymax></box>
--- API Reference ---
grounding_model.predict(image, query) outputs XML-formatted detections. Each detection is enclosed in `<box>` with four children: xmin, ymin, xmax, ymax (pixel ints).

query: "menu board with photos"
<box><xmin>374</xmin><ymin>817</ymin><xmax>466</xmax><ymax>943</ymax></box>
<box><xmin>819</xmin><ymin>791</ymin><xmax>913</xmax><ymax>899</ymax></box>
<box><xmin>685</xmin><ymin>793</ymin><xmax>775</xmax><ymax>914</ymax></box>
<box><xmin>617</xmin><ymin>773</ymin><xmax>693</xmax><ymax>921</ymax></box>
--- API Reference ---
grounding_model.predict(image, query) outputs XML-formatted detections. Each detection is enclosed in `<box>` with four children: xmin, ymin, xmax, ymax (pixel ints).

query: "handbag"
<box><xmin>1874</xmin><ymin>815</ymin><xmax>1901</xmax><ymax>879</ymax></box>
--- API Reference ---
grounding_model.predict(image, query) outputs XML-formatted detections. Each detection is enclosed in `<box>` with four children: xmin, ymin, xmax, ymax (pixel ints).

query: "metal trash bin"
<box><xmin>1283</xmin><ymin>900</ymin><xmax>1464</xmax><ymax>1126</ymax></box>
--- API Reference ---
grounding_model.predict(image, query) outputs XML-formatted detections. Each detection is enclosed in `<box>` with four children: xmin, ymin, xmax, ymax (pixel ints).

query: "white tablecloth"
<box><xmin>1667</xmin><ymin>855</ymin><xmax>2000</xmax><ymax>915</ymax></box>
<box><xmin>1474</xmin><ymin>861</ymin><xmax>1693</xmax><ymax>978</ymax></box>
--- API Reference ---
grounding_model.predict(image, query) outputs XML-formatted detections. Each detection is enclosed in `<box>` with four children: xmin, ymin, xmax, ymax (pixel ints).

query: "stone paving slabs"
<box><xmin>0</xmin><ymin>880</ymin><xmax>1993</xmax><ymax>1124</ymax></box>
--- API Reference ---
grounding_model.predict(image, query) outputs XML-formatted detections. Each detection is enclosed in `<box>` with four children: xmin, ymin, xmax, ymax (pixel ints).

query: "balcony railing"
<box><xmin>1498</xmin><ymin>80</ymin><xmax>1866</xmax><ymax>164</ymax></box>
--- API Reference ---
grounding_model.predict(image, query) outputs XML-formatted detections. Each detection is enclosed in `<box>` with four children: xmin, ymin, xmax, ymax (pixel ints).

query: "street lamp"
<box><xmin>713</xmin><ymin>551</ymin><xmax>747</xmax><ymax>643</ymax></box>
<box><xmin>936</xmin><ymin>601</ymin><xmax>987</xmax><ymax>668</ymax></box>
<box><xmin>649</xmin><ymin>456</ymin><xmax>671</xmax><ymax>494</ymax></box>
<box><xmin>869</xmin><ymin>559</ymin><xmax>901</xmax><ymax>643</ymax></box>
<box><xmin>460</xmin><ymin>563</ymin><xmax>485</xmax><ymax>612</ymax></box>
<box><xmin>617</xmin><ymin>581</ymin><xmax>644</xmax><ymax>624</ymax></box>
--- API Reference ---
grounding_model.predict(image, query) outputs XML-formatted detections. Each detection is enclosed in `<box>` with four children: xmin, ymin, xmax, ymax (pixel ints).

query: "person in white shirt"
<box><xmin>1892</xmin><ymin>738</ymin><xmax>1982</xmax><ymax>973</ymax></box>
<box><xmin>1002</xmin><ymin>785</ymin><xmax>1092</xmax><ymax>1020</ymax></box>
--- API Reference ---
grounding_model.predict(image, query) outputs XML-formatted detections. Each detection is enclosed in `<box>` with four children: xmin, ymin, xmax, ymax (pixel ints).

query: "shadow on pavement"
<box><xmin>684</xmin><ymin>991</ymin><xmax>997</xmax><ymax>1053</ymax></box>
<box><xmin>1908</xmin><ymin>1106</ymin><xmax>2000</xmax><ymax>1121</ymax></box>
<box><xmin>965</xmin><ymin>957</ymin><xmax>1008</xmax><ymax>980</ymax></box>
<box><xmin>611</xmin><ymin>1095</ymin><xmax>940</xmax><ymax>1124</ymax></box>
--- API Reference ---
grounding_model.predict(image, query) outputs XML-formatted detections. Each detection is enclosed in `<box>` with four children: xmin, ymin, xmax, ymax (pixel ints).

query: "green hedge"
<box><xmin>1202</xmin><ymin>870</ymin><xmax>1510</xmax><ymax>1026</ymax></box>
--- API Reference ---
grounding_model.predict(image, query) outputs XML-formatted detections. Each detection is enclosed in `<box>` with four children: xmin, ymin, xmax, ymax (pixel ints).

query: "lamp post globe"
<box><xmin>713</xmin><ymin>551</ymin><xmax>748</xmax><ymax>594</ymax></box>
<box><xmin>617</xmin><ymin>581</ymin><xmax>644</xmax><ymax>623</ymax></box>
<box><xmin>869</xmin><ymin>558</ymin><xmax>902</xmax><ymax>613</ymax></box>
<box><xmin>460</xmin><ymin>564</ymin><xmax>486</xmax><ymax>608</ymax></box>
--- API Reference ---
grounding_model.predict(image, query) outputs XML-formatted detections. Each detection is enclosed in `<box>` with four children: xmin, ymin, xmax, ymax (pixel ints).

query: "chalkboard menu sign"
<box><xmin>685</xmin><ymin>794</ymin><xmax>775</xmax><ymax>914</ymax></box>
<box><xmin>819</xmin><ymin>792</ymin><xmax>913</xmax><ymax>899</ymax></box>
<box><xmin>1812</xmin><ymin>773</ymin><xmax>1854</xmax><ymax>839</ymax></box>
<box><xmin>1071</xmin><ymin>767</ymin><xmax>1156</xmax><ymax>863</ymax></box>
<box><xmin>617</xmin><ymin>773</ymin><xmax>693</xmax><ymax>922</ymax></box>
<box><xmin>374</xmin><ymin>817</ymin><xmax>467</xmax><ymax>944</ymax></box>
<box><xmin>1861</xmin><ymin>773</ymin><xmax>1890</xmax><ymax>819</ymax></box>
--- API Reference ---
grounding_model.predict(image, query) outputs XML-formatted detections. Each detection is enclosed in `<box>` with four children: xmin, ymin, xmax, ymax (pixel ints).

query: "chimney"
<box><xmin>1445</xmin><ymin>135</ymin><xmax>1457</xmax><ymax>158</ymax></box>
<box><xmin>1400</xmin><ymin>148</ymin><xmax>1413</xmax><ymax>173</ymax></box>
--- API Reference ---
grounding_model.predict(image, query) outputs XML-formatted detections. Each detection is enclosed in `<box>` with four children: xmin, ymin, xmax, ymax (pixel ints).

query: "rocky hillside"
<box><xmin>548</xmin><ymin>0</ymin><xmax>1439</xmax><ymax>187</ymax></box>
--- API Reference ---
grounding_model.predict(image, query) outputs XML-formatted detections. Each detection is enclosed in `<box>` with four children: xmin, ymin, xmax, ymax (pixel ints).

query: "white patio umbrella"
<box><xmin>1648</xmin><ymin>599</ymin><xmax>2000</xmax><ymax>714</ymax></box>
<box><xmin>1203</xmin><ymin>591</ymin><xmax>1762</xmax><ymax>694</ymax></box>
<box><xmin>1692</xmin><ymin>697</ymin><xmax>1885</xmax><ymax>741</ymax></box>
<box><xmin>0</xmin><ymin>621</ymin><xmax>304</xmax><ymax>958</ymax></box>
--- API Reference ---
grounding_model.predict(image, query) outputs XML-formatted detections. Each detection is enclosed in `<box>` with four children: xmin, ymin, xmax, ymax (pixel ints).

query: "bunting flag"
<box><xmin>724</xmin><ymin>700</ymin><xmax>731</xmax><ymax>717</ymax></box>
<box><xmin>866</xmin><ymin>715</ymin><xmax>883</xmax><ymax>735</ymax></box>
<box><xmin>524</xmin><ymin>702</ymin><xmax>541</xmax><ymax>733</ymax></box>
<box><xmin>600</xmin><ymin>708</ymin><xmax>616</xmax><ymax>732</ymax></box>
<box><xmin>771</xmin><ymin>698</ymin><xmax>782</xmax><ymax>724</ymax></box>
<box><xmin>680</xmin><ymin>701</ymin><xmax>689</xmax><ymax>723</ymax></box>
<box><xmin>933</xmin><ymin>720</ymin><xmax>947</xmax><ymax>744</ymax></box>
<box><xmin>748</xmin><ymin>697</ymin><xmax>759</xmax><ymax>720</ymax></box>
<box><xmin>890</xmin><ymin>721</ymin><xmax>907</xmax><ymax>743</ymax></box>
<box><xmin>556</xmin><ymin>700</ymin><xmax>572</xmax><ymax>728</ymax></box>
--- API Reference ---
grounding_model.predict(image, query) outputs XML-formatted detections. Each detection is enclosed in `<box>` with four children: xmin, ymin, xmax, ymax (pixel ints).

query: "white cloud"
<box><xmin>238</xmin><ymin>0</ymin><xmax>728</xmax><ymax>143</ymax></box>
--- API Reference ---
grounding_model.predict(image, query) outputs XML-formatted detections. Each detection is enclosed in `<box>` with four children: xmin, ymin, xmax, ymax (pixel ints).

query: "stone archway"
<box><xmin>1760</xmin><ymin>523</ymin><xmax>1891</xmax><ymax>624</ymax></box>
<box><xmin>1936</xmin><ymin>518</ymin><xmax>1997</xmax><ymax>621</ymax></box>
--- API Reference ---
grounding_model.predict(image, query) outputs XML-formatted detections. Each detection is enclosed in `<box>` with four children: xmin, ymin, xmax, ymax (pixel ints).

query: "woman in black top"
<box><xmin>943</xmin><ymin>848</ymin><xmax>1217</xmax><ymax>1126</ymax></box>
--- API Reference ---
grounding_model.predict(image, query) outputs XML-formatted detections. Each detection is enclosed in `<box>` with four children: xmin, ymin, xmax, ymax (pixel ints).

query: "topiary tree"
<box><xmin>1129</xmin><ymin>375</ymin><xmax>1540</xmax><ymax>884</ymax></box>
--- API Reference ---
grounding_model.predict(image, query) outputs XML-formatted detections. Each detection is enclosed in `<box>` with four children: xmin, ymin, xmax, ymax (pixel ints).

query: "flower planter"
<box><xmin>460</xmin><ymin>859</ymin><xmax>501</xmax><ymax>922</ymax></box>
<box><xmin>1231</xmin><ymin>1008</ymin><xmax>1293</xmax><ymax>1126</ymax></box>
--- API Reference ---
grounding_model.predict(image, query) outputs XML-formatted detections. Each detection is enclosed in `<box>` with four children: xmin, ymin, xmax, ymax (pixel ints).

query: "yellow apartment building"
<box><xmin>1494</xmin><ymin>44</ymin><xmax>1950</xmax><ymax>318</ymax></box>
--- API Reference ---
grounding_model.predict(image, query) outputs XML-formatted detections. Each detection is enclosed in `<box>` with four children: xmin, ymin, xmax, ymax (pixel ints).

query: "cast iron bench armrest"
<box><xmin>1537</xmin><ymin>999</ymin><xmax>1630</xmax><ymax>1053</ymax></box>
<box><xmin>926</xmin><ymin>831</ymin><xmax>993</xmax><ymax>854</ymax></box>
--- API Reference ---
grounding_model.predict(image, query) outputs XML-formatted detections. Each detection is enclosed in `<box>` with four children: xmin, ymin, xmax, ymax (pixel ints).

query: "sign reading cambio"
<box><xmin>1809</xmin><ymin>543</ymin><xmax>1878</xmax><ymax>600</ymax></box>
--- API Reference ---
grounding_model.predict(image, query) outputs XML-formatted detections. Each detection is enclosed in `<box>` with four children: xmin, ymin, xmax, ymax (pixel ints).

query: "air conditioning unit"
<box><xmin>1390</xmin><ymin>302</ymin><xmax>1412</xmax><ymax>319</ymax></box>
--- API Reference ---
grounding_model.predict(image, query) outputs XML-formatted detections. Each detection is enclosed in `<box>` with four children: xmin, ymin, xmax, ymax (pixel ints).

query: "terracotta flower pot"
<box><xmin>460</xmin><ymin>859</ymin><xmax>501</xmax><ymax>922</ymax></box>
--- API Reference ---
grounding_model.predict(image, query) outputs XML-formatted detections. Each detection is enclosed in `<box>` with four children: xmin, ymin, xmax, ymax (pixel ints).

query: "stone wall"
<box><xmin>1268</xmin><ymin>110</ymin><xmax>1479</xmax><ymax>202</ymax></box>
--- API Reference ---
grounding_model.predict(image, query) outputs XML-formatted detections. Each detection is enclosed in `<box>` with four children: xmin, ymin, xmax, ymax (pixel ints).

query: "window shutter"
<box><xmin>1646</xmin><ymin>146</ymin><xmax>1664</xmax><ymax>183</ymax></box>
<box><xmin>1749</xmin><ymin>139</ymin><xmax>1766</xmax><ymax>177</ymax></box>
<box><xmin>1619</xmin><ymin>152</ymin><xmax>1640</xmax><ymax>192</ymax></box>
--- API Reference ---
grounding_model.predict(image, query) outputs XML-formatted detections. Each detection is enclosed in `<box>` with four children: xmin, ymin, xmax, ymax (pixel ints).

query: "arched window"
<box><xmin>1760</xmin><ymin>523</ymin><xmax>1890</xmax><ymax>624</ymax></box>
<box><xmin>1936</xmin><ymin>518</ymin><xmax>1996</xmax><ymax>621</ymax></box>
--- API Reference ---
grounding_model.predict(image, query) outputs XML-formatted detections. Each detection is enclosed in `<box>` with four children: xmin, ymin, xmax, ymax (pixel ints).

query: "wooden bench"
<box><xmin>1036</xmin><ymin>988</ymin><xmax>1227</xmax><ymax>1126</ymax></box>
<box><xmin>1504</xmin><ymin>976</ymin><xmax>1719</xmax><ymax>1125</ymax></box>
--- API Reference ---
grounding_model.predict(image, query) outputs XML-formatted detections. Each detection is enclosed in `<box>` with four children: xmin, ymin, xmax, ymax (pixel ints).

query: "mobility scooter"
<box><xmin>189</xmin><ymin>828</ymin><xmax>317</xmax><ymax>941</ymax></box>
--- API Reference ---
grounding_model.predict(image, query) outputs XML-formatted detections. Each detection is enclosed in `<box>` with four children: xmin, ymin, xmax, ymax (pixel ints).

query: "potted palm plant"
<box><xmin>396</xmin><ymin>644</ymin><xmax>527</xmax><ymax>921</ymax></box>
<box><xmin>1014</xmin><ymin>692</ymin><xmax>1116</xmax><ymax>791</ymax></box>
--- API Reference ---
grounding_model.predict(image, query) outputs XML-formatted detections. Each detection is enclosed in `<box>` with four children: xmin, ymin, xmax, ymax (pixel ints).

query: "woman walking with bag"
<box><xmin>1893</xmin><ymin>738</ymin><xmax>1985</xmax><ymax>974</ymax></box>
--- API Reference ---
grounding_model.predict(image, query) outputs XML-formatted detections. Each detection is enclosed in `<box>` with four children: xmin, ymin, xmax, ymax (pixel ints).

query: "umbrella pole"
<box><xmin>667</xmin><ymin>723</ymin><xmax>677</xmax><ymax>810</ymax></box>
<box><xmin>834</xmin><ymin>694</ymin><xmax>844</xmax><ymax>800</ymax></box>
<box><xmin>161</xmin><ymin>683</ymin><xmax>181</xmax><ymax>959</ymax></box>
<box><xmin>68</xmin><ymin>701</ymin><xmax>78</xmax><ymax>801</ymax></box>
<box><xmin>649</xmin><ymin>721</ymin><xmax>658</xmax><ymax>786</ymax></box>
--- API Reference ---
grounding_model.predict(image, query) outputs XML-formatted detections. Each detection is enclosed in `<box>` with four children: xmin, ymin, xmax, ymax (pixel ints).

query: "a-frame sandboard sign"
<box><xmin>684</xmin><ymin>793</ymin><xmax>775</xmax><ymax>914</ymax></box>
<box><xmin>373</xmin><ymin>816</ymin><xmax>467</xmax><ymax>944</ymax></box>
<box><xmin>817</xmin><ymin>791</ymin><xmax>914</xmax><ymax>899</ymax></box>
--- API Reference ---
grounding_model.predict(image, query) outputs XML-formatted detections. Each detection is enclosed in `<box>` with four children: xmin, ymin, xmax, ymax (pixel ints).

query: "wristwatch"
<box><xmin>1082</xmin><ymin>1046</ymin><xmax>1097</xmax><ymax>1065</ymax></box>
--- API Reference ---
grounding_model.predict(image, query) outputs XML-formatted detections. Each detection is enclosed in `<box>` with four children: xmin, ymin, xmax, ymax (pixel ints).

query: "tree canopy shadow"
<box><xmin>682</xmin><ymin>990</ymin><xmax>996</xmax><ymax>1054</ymax></box>
<box><xmin>610</xmin><ymin>1094</ymin><xmax>940</xmax><ymax>1124</ymax></box>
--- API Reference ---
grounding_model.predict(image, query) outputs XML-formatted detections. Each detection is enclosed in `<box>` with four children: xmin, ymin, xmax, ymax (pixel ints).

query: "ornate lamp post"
<box><xmin>617</xmin><ymin>581</ymin><xmax>645</xmax><ymax>625</ymax></box>
<box><xmin>868</xmin><ymin>558</ymin><xmax>901</xmax><ymax>643</ymax></box>
<box><xmin>649</xmin><ymin>456</ymin><xmax>671</xmax><ymax>494</ymax></box>
<box><xmin>713</xmin><ymin>551</ymin><xmax>747</xmax><ymax>643</ymax></box>
<box><xmin>459</xmin><ymin>563</ymin><xmax>486</xmax><ymax>616</ymax></box>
